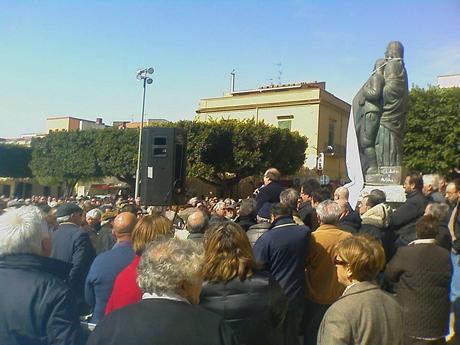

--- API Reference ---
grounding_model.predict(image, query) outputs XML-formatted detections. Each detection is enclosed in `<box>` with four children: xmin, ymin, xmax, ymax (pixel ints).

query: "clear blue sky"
<box><xmin>1</xmin><ymin>0</ymin><xmax>459</xmax><ymax>138</ymax></box>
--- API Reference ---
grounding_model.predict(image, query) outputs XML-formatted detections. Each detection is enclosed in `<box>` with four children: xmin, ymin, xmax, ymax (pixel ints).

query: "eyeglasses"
<box><xmin>334</xmin><ymin>257</ymin><xmax>347</xmax><ymax>266</ymax></box>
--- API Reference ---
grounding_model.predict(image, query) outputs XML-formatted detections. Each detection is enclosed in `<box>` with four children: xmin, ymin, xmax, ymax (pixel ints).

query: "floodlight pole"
<box><xmin>134</xmin><ymin>68</ymin><xmax>153</xmax><ymax>199</ymax></box>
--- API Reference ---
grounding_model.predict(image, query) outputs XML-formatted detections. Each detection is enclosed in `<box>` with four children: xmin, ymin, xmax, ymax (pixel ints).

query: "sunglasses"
<box><xmin>334</xmin><ymin>257</ymin><xmax>348</xmax><ymax>266</ymax></box>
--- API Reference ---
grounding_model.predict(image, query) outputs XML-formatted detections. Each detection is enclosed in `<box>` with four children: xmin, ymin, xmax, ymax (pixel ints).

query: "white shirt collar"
<box><xmin>408</xmin><ymin>238</ymin><xmax>437</xmax><ymax>246</ymax></box>
<box><xmin>142</xmin><ymin>292</ymin><xmax>190</xmax><ymax>304</ymax></box>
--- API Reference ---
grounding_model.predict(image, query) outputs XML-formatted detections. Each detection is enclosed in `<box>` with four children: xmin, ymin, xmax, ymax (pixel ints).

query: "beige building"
<box><xmin>46</xmin><ymin>116</ymin><xmax>107</xmax><ymax>133</ymax></box>
<box><xmin>196</xmin><ymin>82</ymin><xmax>351</xmax><ymax>181</ymax></box>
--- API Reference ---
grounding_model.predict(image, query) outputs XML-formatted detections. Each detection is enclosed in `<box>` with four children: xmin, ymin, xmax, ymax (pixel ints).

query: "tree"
<box><xmin>95</xmin><ymin>128</ymin><xmax>138</xmax><ymax>191</ymax></box>
<box><xmin>0</xmin><ymin>144</ymin><xmax>32</xmax><ymax>178</ymax></box>
<box><xmin>30</xmin><ymin>131</ymin><xmax>101</xmax><ymax>195</ymax></box>
<box><xmin>176</xmin><ymin>119</ymin><xmax>308</xmax><ymax>194</ymax></box>
<box><xmin>403</xmin><ymin>86</ymin><xmax>460</xmax><ymax>177</ymax></box>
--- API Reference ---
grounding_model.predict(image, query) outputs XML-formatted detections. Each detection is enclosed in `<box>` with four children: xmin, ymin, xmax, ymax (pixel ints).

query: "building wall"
<box><xmin>47</xmin><ymin>118</ymin><xmax>71</xmax><ymax>133</ymax></box>
<box><xmin>438</xmin><ymin>74</ymin><xmax>460</xmax><ymax>88</ymax></box>
<box><xmin>80</xmin><ymin>120</ymin><xmax>106</xmax><ymax>130</ymax></box>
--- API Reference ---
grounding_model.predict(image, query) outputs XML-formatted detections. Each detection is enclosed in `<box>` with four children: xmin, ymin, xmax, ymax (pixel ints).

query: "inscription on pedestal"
<box><xmin>365</xmin><ymin>166</ymin><xmax>402</xmax><ymax>185</ymax></box>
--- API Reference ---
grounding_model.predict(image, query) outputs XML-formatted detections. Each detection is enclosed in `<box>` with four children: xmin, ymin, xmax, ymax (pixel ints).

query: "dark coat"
<box><xmin>385</xmin><ymin>242</ymin><xmax>452</xmax><ymax>338</ymax></box>
<box><xmin>317</xmin><ymin>281</ymin><xmax>403</xmax><ymax>345</ymax></box>
<box><xmin>390</xmin><ymin>191</ymin><xmax>428</xmax><ymax>245</ymax></box>
<box><xmin>256</xmin><ymin>181</ymin><xmax>284</xmax><ymax>213</ymax></box>
<box><xmin>87</xmin><ymin>299</ymin><xmax>238</xmax><ymax>345</ymax></box>
<box><xmin>337</xmin><ymin>204</ymin><xmax>362</xmax><ymax>234</ymax></box>
<box><xmin>298</xmin><ymin>201</ymin><xmax>314</xmax><ymax>229</ymax></box>
<box><xmin>235</xmin><ymin>215</ymin><xmax>257</xmax><ymax>231</ymax></box>
<box><xmin>253</xmin><ymin>216</ymin><xmax>311</xmax><ymax>309</ymax></box>
<box><xmin>51</xmin><ymin>223</ymin><xmax>96</xmax><ymax>311</ymax></box>
<box><xmin>0</xmin><ymin>254</ymin><xmax>84</xmax><ymax>345</ymax></box>
<box><xmin>200</xmin><ymin>272</ymin><xmax>287</xmax><ymax>345</ymax></box>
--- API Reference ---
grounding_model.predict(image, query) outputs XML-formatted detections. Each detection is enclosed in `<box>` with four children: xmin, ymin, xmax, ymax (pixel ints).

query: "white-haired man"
<box><xmin>304</xmin><ymin>200</ymin><xmax>351</xmax><ymax>345</ymax></box>
<box><xmin>87</xmin><ymin>238</ymin><xmax>238</xmax><ymax>345</ymax></box>
<box><xmin>0</xmin><ymin>206</ymin><xmax>83</xmax><ymax>345</ymax></box>
<box><xmin>423</xmin><ymin>174</ymin><xmax>446</xmax><ymax>204</ymax></box>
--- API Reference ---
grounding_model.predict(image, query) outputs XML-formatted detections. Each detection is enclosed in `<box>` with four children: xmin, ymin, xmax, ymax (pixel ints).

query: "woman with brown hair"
<box><xmin>199</xmin><ymin>221</ymin><xmax>287</xmax><ymax>345</ymax></box>
<box><xmin>104</xmin><ymin>214</ymin><xmax>173</xmax><ymax>315</ymax></box>
<box><xmin>317</xmin><ymin>235</ymin><xmax>403</xmax><ymax>345</ymax></box>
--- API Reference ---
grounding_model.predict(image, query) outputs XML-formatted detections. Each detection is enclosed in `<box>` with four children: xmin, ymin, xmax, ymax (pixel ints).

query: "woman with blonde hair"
<box><xmin>105</xmin><ymin>214</ymin><xmax>173</xmax><ymax>315</ymax></box>
<box><xmin>317</xmin><ymin>235</ymin><xmax>403</xmax><ymax>345</ymax></box>
<box><xmin>199</xmin><ymin>221</ymin><xmax>287</xmax><ymax>345</ymax></box>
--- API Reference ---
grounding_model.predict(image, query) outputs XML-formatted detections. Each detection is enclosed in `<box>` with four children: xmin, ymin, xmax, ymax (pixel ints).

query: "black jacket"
<box><xmin>51</xmin><ymin>223</ymin><xmax>95</xmax><ymax>310</ymax></box>
<box><xmin>0</xmin><ymin>254</ymin><xmax>83</xmax><ymax>345</ymax></box>
<box><xmin>87</xmin><ymin>299</ymin><xmax>238</xmax><ymax>345</ymax></box>
<box><xmin>200</xmin><ymin>272</ymin><xmax>287</xmax><ymax>345</ymax></box>
<box><xmin>298</xmin><ymin>201</ymin><xmax>316</xmax><ymax>229</ymax></box>
<box><xmin>390</xmin><ymin>191</ymin><xmax>428</xmax><ymax>245</ymax></box>
<box><xmin>256</xmin><ymin>181</ymin><xmax>284</xmax><ymax>213</ymax></box>
<box><xmin>385</xmin><ymin>243</ymin><xmax>452</xmax><ymax>338</ymax></box>
<box><xmin>235</xmin><ymin>215</ymin><xmax>257</xmax><ymax>231</ymax></box>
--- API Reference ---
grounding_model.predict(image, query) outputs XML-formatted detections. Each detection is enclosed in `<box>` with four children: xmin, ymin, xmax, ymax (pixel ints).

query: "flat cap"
<box><xmin>56</xmin><ymin>203</ymin><xmax>82</xmax><ymax>218</ymax></box>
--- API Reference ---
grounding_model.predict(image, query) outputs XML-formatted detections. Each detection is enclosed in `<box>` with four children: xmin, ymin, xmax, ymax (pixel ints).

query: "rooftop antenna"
<box><xmin>274</xmin><ymin>62</ymin><xmax>282</xmax><ymax>85</ymax></box>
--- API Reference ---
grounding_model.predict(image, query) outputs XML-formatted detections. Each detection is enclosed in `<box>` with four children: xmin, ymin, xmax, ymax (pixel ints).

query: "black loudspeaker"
<box><xmin>140</xmin><ymin>127</ymin><xmax>187</xmax><ymax>206</ymax></box>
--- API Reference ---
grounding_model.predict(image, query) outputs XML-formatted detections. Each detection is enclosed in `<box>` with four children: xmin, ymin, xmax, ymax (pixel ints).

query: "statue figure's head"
<box><xmin>374</xmin><ymin>58</ymin><xmax>386</xmax><ymax>74</ymax></box>
<box><xmin>385</xmin><ymin>41</ymin><xmax>404</xmax><ymax>59</ymax></box>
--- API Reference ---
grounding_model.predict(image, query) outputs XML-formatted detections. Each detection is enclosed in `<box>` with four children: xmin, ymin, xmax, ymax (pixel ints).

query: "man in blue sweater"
<box><xmin>253</xmin><ymin>203</ymin><xmax>311</xmax><ymax>345</ymax></box>
<box><xmin>85</xmin><ymin>212</ymin><xmax>137</xmax><ymax>323</ymax></box>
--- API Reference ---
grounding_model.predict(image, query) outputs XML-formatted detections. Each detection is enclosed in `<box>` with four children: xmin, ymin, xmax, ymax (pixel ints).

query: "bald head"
<box><xmin>334</xmin><ymin>187</ymin><xmax>349</xmax><ymax>201</ymax></box>
<box><xmin>187</xmin><ymin>210</ymin><xmax>209</xmax><ymax>234</ymax></box>
<box><xmin>113</xmin><ymin>212</ymin><xmax>137</xmax><ymax>236</ymax></box>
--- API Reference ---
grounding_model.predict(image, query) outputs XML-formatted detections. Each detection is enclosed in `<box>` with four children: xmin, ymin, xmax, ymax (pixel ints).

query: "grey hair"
<box><xmin>56</xmin><ymin>215</ymin><xmax>71</xmax><ymax>224</ymax></box>
<box><xmin>425</xmin><ymin>203</ymin><xmax>450</xmax><ymax>222</ymax></box>
<box><xmin>423</xmin><ymin>174</ymin><xmax>439</xmax><ymax>190</ymax></box>
<box><xmin>316</xmin><ymin>200</ymin><xmax>341</xmax><ymax>225</ymax></box>
<box><xmin>186</xmin><ymin>210</ymin><xmax>209</xmax><ymax>234</ymax></box>
<box><xmin>280</xmin><ymin>188</ymin><xmax>300</xmax><ymax>210</ymax></box>
<box><xmin>213</xmin><ymin>201</ymin><xmax>226</xmax><ymax>212</ymax></box>
<box><xmin>0</xmin><ymin>206</ymin><xmax>51</xmax><ymax>256</ymax></box>
<box><xmin>137</xmin><ymin>238</ymin><xmax>204</xmax><ymax>295</ymax></box>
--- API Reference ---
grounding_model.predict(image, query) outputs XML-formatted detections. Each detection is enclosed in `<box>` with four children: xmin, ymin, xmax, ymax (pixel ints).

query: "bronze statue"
<box><xmin>354</xmin><ymin>41</ymin><xmax>409</xmax><ymax>179</ymax></box>
<box><xmin>375</xmin><ymin>41</ymin><xmax>409</xmax><ymax>168</ymax></box>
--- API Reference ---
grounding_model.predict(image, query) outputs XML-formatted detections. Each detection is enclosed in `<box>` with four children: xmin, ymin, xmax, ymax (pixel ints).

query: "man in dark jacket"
<box><xmin>0</xmin><ymin>206</ymin><xmax>83</xmax><ymax>345</ymax></box>
<box><xmin>298</xmin><ymin>179</ymin><xmax>320</xmax><ymax>229</ymax></box>
<box><xmin>390</xmin><ymin>174</ymin><xmax>429</xmax><ymax>249</ymax></box>
<box><xmin>254</xmin><ymin>203</ymin><xmax>311</xmax><ymax>345</ymax></box>
<box><xmin>255</xmin><ymin>168</ymin><xmax>284</xmax><ymax>213</ymax></box>
<box><xmin>235</xmin><ymin>198</ymin><xmax>257</xmax><ymax>231</ymax></box>
<box><xmin>52</xmin><ymin>203</ymin><xmax>96</xmax><ymax>315</ymax></box>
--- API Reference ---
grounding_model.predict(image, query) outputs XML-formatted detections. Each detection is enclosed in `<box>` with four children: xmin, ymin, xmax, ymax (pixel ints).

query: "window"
<box><xmin>278</xmin><ymin>120</ymin><xmax>292</xmax><ymax>131</ymax></box>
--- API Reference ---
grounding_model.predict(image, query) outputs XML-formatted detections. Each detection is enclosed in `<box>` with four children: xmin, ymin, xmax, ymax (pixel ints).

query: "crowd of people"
<box><xmin>0</xmin><ymin>168</ymin><xmax>459</xmax><ymax>345</ymax></box>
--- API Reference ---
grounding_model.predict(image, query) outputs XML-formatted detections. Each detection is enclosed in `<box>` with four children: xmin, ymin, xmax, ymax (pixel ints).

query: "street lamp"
<box><xmin>134</xmin><ymin>67</ymin><xmax>154</xmax><ymax>199</ymax></box>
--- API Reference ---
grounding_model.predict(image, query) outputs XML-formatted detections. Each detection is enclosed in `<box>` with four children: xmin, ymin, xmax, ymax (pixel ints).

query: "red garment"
<box><xmin>105</xmin><ymin>255</ymin><xmax>142</xmax><ymax>315</ymax></box>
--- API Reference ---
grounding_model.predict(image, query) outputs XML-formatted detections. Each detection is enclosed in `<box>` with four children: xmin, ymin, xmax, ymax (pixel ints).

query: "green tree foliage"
<box><xmin>0</xmin><ymin>144</ymin><xmax>32</xmax><ymax>178</ymax></box>
<box><xmin>403</xmin><ymin>86</ymin><xmax>460</xmax><ymax>177</ymax></box>
<box><xmin>30</xmin><ymin>131</ymin><xmax>101</xmax><ymax>195</ymax></box>
<box><xmin>94</xmin><ymin>128</ymin><xmax>138</xmax><ymax>191</ymax></box>
<box><xmin>29</xmin><ymin>120</ymin><xmax>308</xmax><ymax>196</ymax></box>
<box><xmin>177</xmin><ymin>119</ymin><xmax>308</xmax><ymax>191</ymax></box>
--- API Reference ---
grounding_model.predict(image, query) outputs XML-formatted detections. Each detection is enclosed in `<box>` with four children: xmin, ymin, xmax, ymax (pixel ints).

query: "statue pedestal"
<box><xmin>364</xmin><ymin>166</ymin><xmax>406</xmax><ymax>203</ymax></box>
